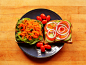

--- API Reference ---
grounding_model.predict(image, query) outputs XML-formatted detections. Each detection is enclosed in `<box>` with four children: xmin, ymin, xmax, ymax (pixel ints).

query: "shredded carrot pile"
<box><xmin>18</xmin><ymin>19</ymin><xmax>42</xmax><ymax>40</ymax></box>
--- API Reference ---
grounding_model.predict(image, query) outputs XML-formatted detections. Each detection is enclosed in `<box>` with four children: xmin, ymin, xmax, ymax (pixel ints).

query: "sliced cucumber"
<box><xmin>55</xmin><ymin>37</ymin><xmax>60</xmax><ymax>42</ymax></box>
<box><xmin>49</xmin><ymin>34</ymin><xmax>54</xmax><ymax>37</ymax></box>
<box><xmin>45</xmin><ymin>32</ymin><xmax>54</xmax><ymax>43</ymax></box>
<box><xmin>45</xmin><ymin>37</ymin><xmax>54</xmax><ymax>43</ymax></box>
<box><xmin>64</xmin><ymin>34</ymin><xmax>72</xmax><ymax>41</ymax></box>
<box><xmin>54</xmin><ymin>20</ymin><xmax>60</xmax><ymax>24</ymax></box>
<box><xmin>63</xmin><ymin>19</ymin><xmax>71</xmax><ymax>27</ymax></box>
<box><xmin>70</xmin><ymin>28</ymin><xmax>72</xmax><ymax>33</ymax></box>
<box><xmin>29</xmin><ymin>40</ymin><xmax>39</xmax><ymax>45</ymax></box>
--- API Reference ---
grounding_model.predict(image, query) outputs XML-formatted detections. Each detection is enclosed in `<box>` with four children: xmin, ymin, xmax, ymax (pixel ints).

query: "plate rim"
<box><xmin>18</xmin><ymin>43</ymin><xmax>64</xmax><ymax>58</ymax></box>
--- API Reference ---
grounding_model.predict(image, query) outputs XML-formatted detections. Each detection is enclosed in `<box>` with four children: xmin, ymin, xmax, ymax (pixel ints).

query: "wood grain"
<box><xmin>1</xmin><ymin>0</ymin><xmax>86</xmax><ymax>6</ymax></box>
<box><xmin>5</xmin><ymin>61</ymin><xmax>86</xmax><ymax>65</ymax></box>
<box><xmin>0</xmin><ymin>0</ymin><xmax>86</xmax><ymax>65</ymax></box>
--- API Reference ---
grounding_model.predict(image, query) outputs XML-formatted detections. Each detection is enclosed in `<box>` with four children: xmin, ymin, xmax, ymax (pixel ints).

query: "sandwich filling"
<box><xmin>44</xmin><ymin>20</ymin><xmax>72</xmax><ymax>43</ymax></box>
<box><xmin>15</xmin><ymin>18</ymin><xmax>43</xmax><ymax>45</ymax></box>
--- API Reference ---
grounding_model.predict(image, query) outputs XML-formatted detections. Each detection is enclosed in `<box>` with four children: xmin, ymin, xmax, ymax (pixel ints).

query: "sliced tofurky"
<box><xmin>15</xmin><ymin>18</ymin><xmax>43</xmax><ymax>45</ymax></box>
<box><xmin>44</xmin><ymin>20</ymin><xmax>72</xmax><ymax>44</ymax></box>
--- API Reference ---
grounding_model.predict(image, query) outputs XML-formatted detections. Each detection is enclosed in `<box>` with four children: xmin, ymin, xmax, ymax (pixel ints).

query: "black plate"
<box><xmin>16</xmin><ymin>8</ymin><xmax>64</xmax><ymax>58</ymax></box>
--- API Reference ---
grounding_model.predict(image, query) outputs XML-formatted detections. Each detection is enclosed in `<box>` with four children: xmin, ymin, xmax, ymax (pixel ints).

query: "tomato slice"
<box><xmin>46</xmin><ymin>29</ymin><xmax>56</xmax><ymax>41</ymax></box>
<box><xmin>69</xmin><ymin>30</ymin><xmax>71</xmax><ymax>33</ymax></box>
<box><xmin>57</xmin><ymin>22</ymin><xmax>69</xmax><ymax>35</ymax></box>
<box><xmin>59</xmin><ymin>21</ymin><xmax>70</xmax><ymax>29</ymax></box>
<box><xmin>44</xmin><ymin>22</ymin><xmax>57</xmax><ymax>32</ymax></box>
<box><xmin>59</xmin><ymin>33</ymin><xmax>69</xmax><ymax>39</ymax></box>
<box><xmin>63</xmin><ymin>27</ymin><xmax>68</xmax><ymax>33</ymax></box>
<box><xmin>60</xmin><ymin>27</ymin><xmax>64</xmax><ymax>31</ymax></box>
<box><xmin>46</xmin><ymin>34</ymin><xmax>55</xmax><ymax>41</ymax></box>
<box><xmin>59</xmin><ymin>27</ymin><xmax>65</xmax><ymax>32</ymax></box>
<box><xmin>47</xmin><ymin>24</ymin><xmax>52</xmax><ymax>28</ymax></box>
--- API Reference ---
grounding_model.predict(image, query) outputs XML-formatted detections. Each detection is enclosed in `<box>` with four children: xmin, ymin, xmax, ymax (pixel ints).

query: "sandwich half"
<box><xmin>15</xmin><ymin>18</ymin><xmax>43</xmax><ymax>45</ymax></box>
<box><xmin>44</xmin><ymin>19</ymin><xmax>72</xmax><ymax>44</ymax></box>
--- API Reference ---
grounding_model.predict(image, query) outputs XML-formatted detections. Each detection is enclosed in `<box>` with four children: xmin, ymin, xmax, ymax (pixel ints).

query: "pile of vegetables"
<box><xmin>36</xmin><ymin>13</ymin><xmax>51</xmax><ymax>24</ymax></box>
<box><xmin>36</xmin><ymin>42</ymin><xmax>51</xmax><ymax>52</ymax></box>
<box><xmin>15</xmin><ymin>18</ymin><xmax>43</xmax><ymax>45</ymax></box>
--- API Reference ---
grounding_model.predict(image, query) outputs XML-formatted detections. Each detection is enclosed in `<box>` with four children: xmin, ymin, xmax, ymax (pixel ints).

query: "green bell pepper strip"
<box><xmin>16</xmin><ymin>32</ymin><xmax>43</xmax><ymax>45</ymax></box>
<box><xmin>17</xmin><ymin>32</ymin><xmax>27</xmax><ymax>42</ymax></box>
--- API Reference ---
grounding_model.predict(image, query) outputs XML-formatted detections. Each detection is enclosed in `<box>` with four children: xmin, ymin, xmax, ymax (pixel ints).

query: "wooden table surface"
<box><xmin>0</xmin><ymin>0</ymin><xmax>86</xmax><ymax>65</ymax></box>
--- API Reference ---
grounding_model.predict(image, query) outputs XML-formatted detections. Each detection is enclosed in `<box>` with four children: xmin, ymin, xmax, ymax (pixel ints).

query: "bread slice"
<box><xmin>44</xmin><ymin>20</ymin><xmax>72</xmax><ymax>44</ymax></box>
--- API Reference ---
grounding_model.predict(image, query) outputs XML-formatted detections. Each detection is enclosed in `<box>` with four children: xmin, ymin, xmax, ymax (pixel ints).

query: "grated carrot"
<box><xmin>18</xmin><ymin>20</ymin><xmax>42</xmax><ymax>40</ymax></box>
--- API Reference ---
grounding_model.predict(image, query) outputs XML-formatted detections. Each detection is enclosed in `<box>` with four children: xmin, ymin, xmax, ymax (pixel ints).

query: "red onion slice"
<box><xmin>57</xmin><ymin>23</ymin><xmax>70</xmax><ymax>35</ymax></box>
<box><xmin>56</xmin><ymin>33</ymin><xmax>69</xmax><ymax>40</ymax></box>
<box><xmin>47</xmin><ymin>29</ymin><xmax>56</xmax><ymax>38</ymax></box>
<box><xmin>58</xmin><ymin>21</ymin><xmax>70</xmax><ymax>30</ymax></box>
<box><xmin>46</xmin><ymin>22</ymin><xmax>57</xmax><ymax>31</ymax></box>
<box><xmin>45</xmin><ymin>21</ymin><xmax>70</xmax><ymax>41</ymax></box>
<box><xmin>58</xmin><ymin>27</ymin><xmax>65</xmax><ymax>33</ymax></box>
<box><xmin>56</xmin><ymin>21</ymin><xmax>70</xmax><ymax>40</ymax></box>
